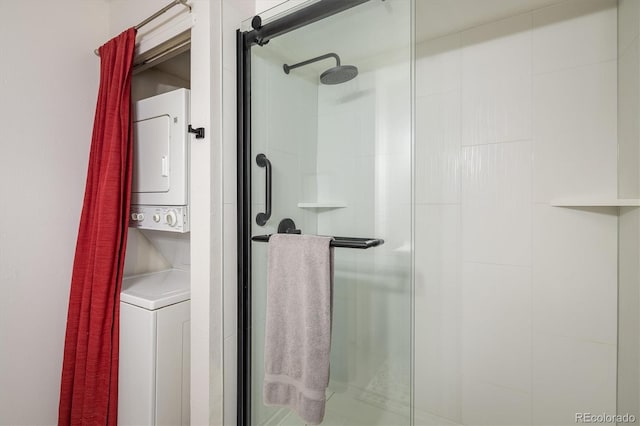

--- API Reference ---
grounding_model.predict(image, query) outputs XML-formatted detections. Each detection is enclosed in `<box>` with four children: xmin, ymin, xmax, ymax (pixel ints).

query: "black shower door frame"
<box><xmin>236</xmin><ymin>1</ymin><xmax>370</xmax><ymax>424</ymax></box>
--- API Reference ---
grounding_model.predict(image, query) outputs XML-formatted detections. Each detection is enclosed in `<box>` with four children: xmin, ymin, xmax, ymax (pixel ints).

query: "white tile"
<box><xmin>277</xmin><ymin>410</ymin><xmax>307</xmax><ymax>426</ymax></box>
<box><xmin>347</xmin><ymin>247</ymin><xmax>412</xmax><ymax>394</ymax></box>
<box><xmin>316</xmin><ymin>110</ymin><xmax>360</xmax><ymax>173</ymax></box>
<box><xmin>461</xmin><ymin>141</ymin><xmax>532</xmax><ymax>266</ymax></box>
<box><xmin>461</xmin><ymin>263</ymin><xmax>531</xmax><ymax>393</ymax></box>
<box><xmin>532</xmin><ymin>333</ymin><xmax>616</xmax><ymax>425</ymax></box>
<box><xmin>415</xmin><ymin>91</ymin><xmax>461</xmax><ymax>204</ymax></box>
<box><xmin>617</xmin><ymin>39</ymin><xmax>640</xmax><ymax>198</ymax></box>
<box><xmin>315</xmin><ymin>158</ymin><xmax>376</xmax><ymax>239</ymax></box>
<box><xmin>267</xmin><ymin>61</ymin><xmax>318</xmax><ymax>156</ymax></box>
<box><xmin>321</xmin><ymin>392</ymin><xmax>410</xmax><ymax>426</ymax></box>
<box><xmin>533</xmin><ymin>0</ymin><xmax>617</xmax><ymax>74</ymax></box>
<box><xmin>223</xmin><ymin>334</ymin><xmax>237</xmax><ymax>426</ymax></box>
<box><xmin>318</xmin><ymin>78</ymin><xmax>376</xmax><ymax>158</ymax></box>
<box><xmin>532</xmin><ymin>204</ymin><xmax>617</xmax><ymax>344</ymax></box>
<box><xmin>414</xmin><ymin>410</ymin><xmax>460</xmax><ymax>426</ymax></box>
<box><xmin>223</xmin><ymin>68</ymin><xmax>237</xmax><ymax>205</ymax></box>
<box><xmin>462</xmin><ymin>380</ymin><xmax>531</xmax><ymax>426</ymax></box>
<box><xmin>372</xmin><ymin>66</ymin><xmax>412</xmax><ymax>158</ymax></box>
<box><xmin>316</xmin><ymin>73</ymin><xmax>388</xmax><ymax>223</ymax></box>
<box><xmin>223</xmin><ymin>203</ymin><xmax>237</xmax><ymax>339</ymax></box>
<box><xmin>416</xmin><ymin>33</ymin><xmax>461</xmax><ymax>98</ymax></box>
<box><xmin>250</xmin><ymin>55</ymin><xmax>269</xmax><ymax>180</ymax></box>
<box><xmin>618</xmin><ymin>208</ymin><xmax>640</xmax><ymax>420</ymax></box>
<box><xmin>461</xmin><ymin>13</ymin><xmax>532</xmax><ymax>145</ymax></box>
<box><xmin>376</xmin><ymin>153</ymin><xmax>412</xmax><ymax>213</ymax></box>
<box><xmin>619</xmin><ymin>0</ymin><xmax>640</xmax><ymax>54</ymax></box>
<box><xmin>371</xmin><ymin>212</ymin><xmax>411</xmax><ymax>258</ymax></box>
<box><xmin>264</xmin><ymin>149</ymin><xmax>303</xmax><ymax>228</ymax></box>
<box><xmin>414</xmin><ymin>204</ymin><xmax>462</xmax><ymax>422</ymax></box>
<box><xmin>532</xmin><ymin>60</ymin><xmax>617</xmax><ymax>203</ymax></box>
<box><xmin>415</xmin><ymin>204</ymin><xmax>461</xmax><ymax>288</ymax></box>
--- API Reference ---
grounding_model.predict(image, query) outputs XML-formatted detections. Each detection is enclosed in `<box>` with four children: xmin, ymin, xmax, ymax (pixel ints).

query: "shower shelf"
<box><xmin>297</xmin><ymin>202</ymin><xmax>347</xmax><ymax>209</ymax></box>
<box><xmin>551</xmin><ymin>198</ymin><xmax>640</xmax><ymax>207</ymax></box>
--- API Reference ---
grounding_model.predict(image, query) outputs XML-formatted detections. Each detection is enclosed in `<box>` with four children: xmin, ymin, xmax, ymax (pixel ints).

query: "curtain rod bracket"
<box><xmin>188</xmin><ymin>125</ymin><xmax>205</xmax><ymax>139</ymax></box>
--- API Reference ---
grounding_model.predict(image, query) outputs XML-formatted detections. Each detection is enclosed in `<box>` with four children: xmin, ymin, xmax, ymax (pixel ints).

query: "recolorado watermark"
<box><xmin>576</xmin><ymin>413</ymin><xmax>636</xmax><ymax>423</ymax></box>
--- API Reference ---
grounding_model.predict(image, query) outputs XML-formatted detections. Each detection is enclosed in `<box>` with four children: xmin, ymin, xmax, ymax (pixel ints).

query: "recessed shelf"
<box><xmin>297</xmin><ymin>202</ymin><xmax>347</xmax><ymax>209</ymax></box>
<box><xmin>550</xmin><ymin>198</ymin><xmax>640</xmax><ymax>207</ymax></box>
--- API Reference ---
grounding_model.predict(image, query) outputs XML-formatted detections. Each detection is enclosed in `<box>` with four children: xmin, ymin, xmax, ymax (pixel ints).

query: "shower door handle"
<box><xmin>256</xmin><ymin>153</ymin><xmax>272</xmax><ymax>226</ymax></box>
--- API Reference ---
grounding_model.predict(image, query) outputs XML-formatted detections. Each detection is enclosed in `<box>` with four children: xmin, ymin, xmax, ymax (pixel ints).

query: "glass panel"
<box><xmin>248</xmin><ymin>1</ymin><xmax>412</xmax><ymax>424</ymax></box>
<box><xmin>414</xmin><ymin>1</ymin><xmax>621</xmax><ymax>425</ymax></box>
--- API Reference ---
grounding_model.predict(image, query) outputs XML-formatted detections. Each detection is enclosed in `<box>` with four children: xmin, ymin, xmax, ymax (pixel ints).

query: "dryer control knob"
<box><xmin>153</xmin><ymin>214</ymin><xmax>161</xmax><ymax>223</ymax></box>
<box><xmin>166</xmin><ymin>211</ymin><xmax>177</xmax><ymax>227</ymax></box>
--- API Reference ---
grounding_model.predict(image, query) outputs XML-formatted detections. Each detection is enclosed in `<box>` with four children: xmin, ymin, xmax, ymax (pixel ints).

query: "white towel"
<box><xmin>263</xmin><ymin>233</ymin><xmax>334</xmax><ymax>425</ymax></box>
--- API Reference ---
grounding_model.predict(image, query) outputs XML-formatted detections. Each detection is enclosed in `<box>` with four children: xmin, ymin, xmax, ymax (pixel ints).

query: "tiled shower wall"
<box><xmin>316</xmin><ymin>55</ymin><xmax>412</xmax><ymax>399</ymax></box>
<box><xmin>414</xmin><ymin>0</ymin><xmax>618</xmax><ymax>424</ymax></box>
<box><xmin>247</xmin><ymin>47</ymin><xmax>320</xmax><ymax>425</ymax></box>
<box><xmin>617</xmin><ymin>0</ymin><xmax>640</xmax><ymax>420</ymax></box>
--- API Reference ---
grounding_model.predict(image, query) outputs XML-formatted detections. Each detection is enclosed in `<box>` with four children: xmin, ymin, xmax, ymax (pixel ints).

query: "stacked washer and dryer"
<box><xmin>119</xmin><ymin>88</ymin><xmax>191</xmax><ymax>426</ymax></box>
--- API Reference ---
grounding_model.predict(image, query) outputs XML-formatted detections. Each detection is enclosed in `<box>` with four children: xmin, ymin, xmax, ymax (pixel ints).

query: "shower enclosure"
<box><xmin>237</xmin><ymin>0</ymin><xmax>412</xmax><ymax>424</ymax></box>
<box><xmin>238</xmin><ymin>0</ymin><xmax>640</xmax><ymax>425</ymax></box>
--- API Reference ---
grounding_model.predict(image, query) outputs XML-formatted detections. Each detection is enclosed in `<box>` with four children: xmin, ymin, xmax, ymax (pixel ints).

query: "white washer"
<box><xmin>118</xmin><ymin>269</ymin><xmax>190</xmax><ymax>426</ymax></box>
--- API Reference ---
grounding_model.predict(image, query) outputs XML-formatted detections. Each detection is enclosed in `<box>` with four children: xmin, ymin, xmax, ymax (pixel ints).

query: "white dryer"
<box><xmin>130</xmin><ymin>88</ymin><xmax>190</xmax><ymax>233</ymax></box>
<box><xmin>118</xmin><ymin>269</ymin><xmax>190</xmax><ymax>426</ymax></box>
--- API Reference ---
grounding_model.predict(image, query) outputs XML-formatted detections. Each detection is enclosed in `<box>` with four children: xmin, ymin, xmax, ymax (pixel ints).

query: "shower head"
<box><xmin>320</xmin><ymin>65</ymin><xmax>359</xmax><ymax>85</ymax></box>
<box><xmin>283</xmin><ymin>52</ymin><xmax>358</xmax><ymax>85</ymax></box>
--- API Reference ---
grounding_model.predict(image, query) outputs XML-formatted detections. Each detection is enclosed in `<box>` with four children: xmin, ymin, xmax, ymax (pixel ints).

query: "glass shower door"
<box><xmin>241</xmin><ymin>1</ymin><xmax>413</xmax><ymax>424</ymax></box>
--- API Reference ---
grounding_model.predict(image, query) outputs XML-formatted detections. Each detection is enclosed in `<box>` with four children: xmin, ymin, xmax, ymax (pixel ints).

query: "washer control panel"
<box><xmin>129</xmin><ymin>205</ymin><xmax>189</xmax><ymax>233</ymax></box>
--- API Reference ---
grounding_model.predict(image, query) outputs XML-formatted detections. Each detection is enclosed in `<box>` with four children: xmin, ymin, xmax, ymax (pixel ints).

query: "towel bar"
<box><xmin>251</xmin><ymin>218</ymin><xmax>384</xmax><ymax>249</ymax></box>
<box><xmin>251</xmin><ymin>234</ymin><xmax>384</xmax><ymax>249</ymax></box>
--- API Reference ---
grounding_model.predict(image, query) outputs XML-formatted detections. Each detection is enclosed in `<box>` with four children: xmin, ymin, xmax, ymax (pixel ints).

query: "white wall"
<box><xmin>0</xmin><ymin>1</ymin><xmax>109</xmax><ymax>424</ymax></box>
<box><xmin>619</xmin><ymin>206</ymin><xmax>640</xmax><ymax>421</ymax></box>
<box><xmin>617</xmin><ymin>0</ymin><xmax>640</xmax><ymax>420</ymax></box>
<box><xmin>618</xmin><ymin>0</ymin><xmax>640</xmax><ymax>200</ymax></box>
<box><xmin>414</xmin><ymin>0</ymin><xmax>618</xmax><ymax>424</ymax></box>
<box><xmin>0</xmin><ymin>0</ymin><xmax>252</xmax><ymax>423</ymax></box>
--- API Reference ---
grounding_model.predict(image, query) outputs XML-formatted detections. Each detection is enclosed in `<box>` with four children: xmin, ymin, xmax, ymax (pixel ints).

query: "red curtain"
<box><xmin>59</xmin><ymin>28</ymin><xmax>136</xmax><ymax>426</ymax></box>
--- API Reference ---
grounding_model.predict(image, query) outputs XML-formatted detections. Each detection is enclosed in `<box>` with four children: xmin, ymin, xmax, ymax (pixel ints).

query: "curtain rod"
<box><xmin>94</xmin><ymin>0</ymin><xmax>191</xmax><ymax>56</ymax></box>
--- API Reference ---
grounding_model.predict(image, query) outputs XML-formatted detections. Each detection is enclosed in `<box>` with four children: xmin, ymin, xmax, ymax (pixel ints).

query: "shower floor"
<box><xmin>265</xmin><ymin>359</ymin><xmax>460</xmax><ymax>426</ymax></box>
<box><xmin>274</xmin><ymin>392</ymin><xmax>460</xmax><ymax>426</ymax></box>
<box><xmin>275</xmin><ymin>391</ymin><xmax>409</xmax><ymax>426</ymax></box>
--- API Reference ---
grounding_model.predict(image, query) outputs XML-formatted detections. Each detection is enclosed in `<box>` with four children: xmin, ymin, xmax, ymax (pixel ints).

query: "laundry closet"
<box><xmin>119</xmin><ymin>28</ymin><xmax>193</xmax><ymax>426</ymax></box>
